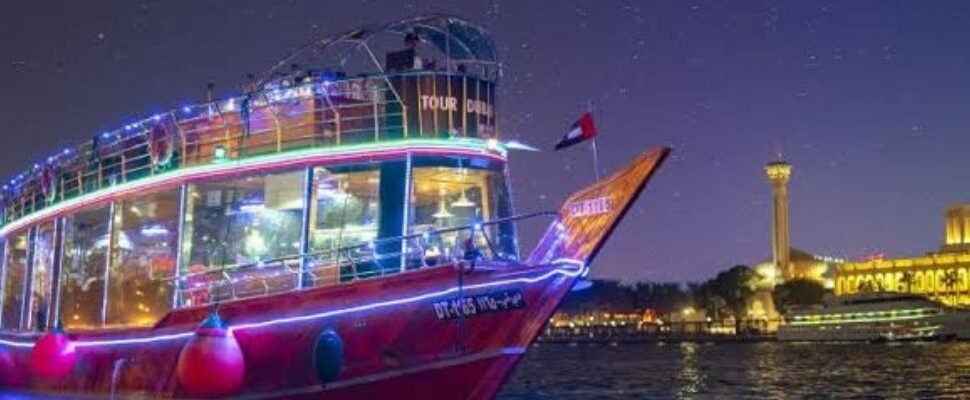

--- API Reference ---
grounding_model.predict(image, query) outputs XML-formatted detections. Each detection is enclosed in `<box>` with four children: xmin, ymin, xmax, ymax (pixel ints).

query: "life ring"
<box><xmin>148</xmin><ymin>123</ymin><xmax>175</xmax><ymax>169</ymax></box>
<box><xmin>40</xmin><ymin>165</ymin><xmax>57</xmax><ymax>204</ymax></box>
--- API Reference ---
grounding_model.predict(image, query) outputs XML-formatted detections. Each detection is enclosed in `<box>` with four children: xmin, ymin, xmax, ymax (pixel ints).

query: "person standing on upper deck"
<box><xmin>404</xmin><ymin>32</ymin><xmax>424</xmax><ymax>70</ymax></box>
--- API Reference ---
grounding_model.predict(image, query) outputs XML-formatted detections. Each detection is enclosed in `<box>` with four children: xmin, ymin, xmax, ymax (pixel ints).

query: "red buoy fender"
<box><xmin>176</xmin><ymin>312</ymin><xmax>246</xmax><ymax>398</ymax></box>
<box><xmin>30</xmin><ymin>328</ymin><xmax>76</xmax><ymax>381</ymax></box>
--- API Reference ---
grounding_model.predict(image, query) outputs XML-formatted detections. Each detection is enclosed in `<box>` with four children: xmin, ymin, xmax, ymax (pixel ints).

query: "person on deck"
<box><xmin>403</xmin><ymin>32</ymin><xmax>424</xmax><ymax>70</ymax></box>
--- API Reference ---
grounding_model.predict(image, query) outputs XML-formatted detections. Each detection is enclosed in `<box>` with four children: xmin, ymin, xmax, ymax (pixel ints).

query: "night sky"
<box><xmin>2</xmin><ymin>1</ymin><xmax>970</xmax><ymax>282</ymax></box>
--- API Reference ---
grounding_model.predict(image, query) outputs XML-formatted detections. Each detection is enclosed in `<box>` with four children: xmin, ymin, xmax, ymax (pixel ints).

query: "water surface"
<box><xmin>499</xmin><ymin>341</ymin><xmax>970</xmax><ymax>399</ymax></box>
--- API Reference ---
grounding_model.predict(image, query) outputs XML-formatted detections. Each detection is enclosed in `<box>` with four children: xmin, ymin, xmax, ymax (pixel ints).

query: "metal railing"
<box><xmin>173</xmin><ymin>211</ymin><xmax>556</xmax><ymax>308</ymax></box>
<box><xmin>2</xmin><ymin>71</ymin><xmax>498</xmax><ymax>228</ymax></box>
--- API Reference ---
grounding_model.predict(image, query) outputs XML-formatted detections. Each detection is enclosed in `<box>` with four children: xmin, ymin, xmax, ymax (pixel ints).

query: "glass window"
<box><xmin>27</xmin><ymin>222</ymin><xmax>56</xmax><ymax>331</ymax></box>
<box><xmin>307</xmin><ymin>165</ymin><xmax>381</xmax><ymax>285</ymax></box>
<box><xmin>408</xmin><ymin>160</ymin><xmax>514</xmax><ymax>263</ymax></box>
<box><xmin>310</xmin><ymin>167</ymin><xmax>381</xmax><ymax>249</ymax></box>
<box><xmin>60</xmin><ymin>206</ymin><xmax>110</xmax><ymax>330</ymax></box>
<box><xmin>106</xmin><ymin>188</ymin><xmax>179</xmax><ymax>327</ymax></box>
<box><xmin>410</xmin><ymin>167</ymin><xmax>490</xmax><ymax>231</ymax></box>
<box><xmin>1</xmin><ymin>229</ymin><xmax>29</xmax><ymax>329</ymax></box>
<box><xmin>181</xmin><ymin>170</ymin><xmax>305</xmax><ymax>306</ymax></box>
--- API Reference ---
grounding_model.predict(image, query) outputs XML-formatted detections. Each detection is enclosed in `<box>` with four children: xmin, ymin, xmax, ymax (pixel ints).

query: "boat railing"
<box><xmin>2</xmin><ymin>70</ymin><xmax>498</xmax><ymax>228</ymax></box>
<box><xmin>172</xmin><ymin>211</ymin><xmax>557</xmax><ymax>308</ymax></box>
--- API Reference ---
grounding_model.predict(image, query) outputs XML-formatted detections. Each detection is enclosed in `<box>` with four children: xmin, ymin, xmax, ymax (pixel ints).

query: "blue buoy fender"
<box><xmin>312</xmin><ymin>328</ymin><xmax>344</xmax><ymax>384</ymax></box>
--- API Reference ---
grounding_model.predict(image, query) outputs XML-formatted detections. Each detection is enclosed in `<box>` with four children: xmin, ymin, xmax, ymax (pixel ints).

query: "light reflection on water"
<box><xmin>498</xmin><ymin>341</ymin><xmax>970</xmax><ymax>399</ymax></box>
<box><xmin>4</xmin><ymin>342</ymin><xmax>970</xmax><ymax>399</ymax></box>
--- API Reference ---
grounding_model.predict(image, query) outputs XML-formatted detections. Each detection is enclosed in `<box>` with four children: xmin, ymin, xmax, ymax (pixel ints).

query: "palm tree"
<box><xmin>943</xmin><ymin>269</ymin><xmax>959</xmax><ymax>307</ymax></box>
<box><xmin>708</xmin><ymin>295</ymin><xmax>727</xmax><ymax>322</ymax></box>
<box><xmin>899</xmin><ymin>271</ymin><xmax>914</xmax><ymax>294</ymax></box>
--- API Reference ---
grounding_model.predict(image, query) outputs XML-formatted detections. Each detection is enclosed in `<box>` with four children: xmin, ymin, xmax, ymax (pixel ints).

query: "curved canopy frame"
<box><xmin>254</xmin><ymin>14</ymin><xmax>499</xmax><ymax>89</ymax></box>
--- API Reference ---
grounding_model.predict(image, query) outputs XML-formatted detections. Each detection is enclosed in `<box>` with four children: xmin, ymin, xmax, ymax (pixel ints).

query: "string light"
<box><xmin>0</xmin><ymin>140</ymin><xmax>505</xmax><ymax>236</ymax></box>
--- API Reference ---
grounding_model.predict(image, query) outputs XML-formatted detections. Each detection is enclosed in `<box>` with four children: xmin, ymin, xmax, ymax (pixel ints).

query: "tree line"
<box><xmin>560</xmin><ymin>265</ymin><xmax>827</xmax><ymax>319</ymax></box>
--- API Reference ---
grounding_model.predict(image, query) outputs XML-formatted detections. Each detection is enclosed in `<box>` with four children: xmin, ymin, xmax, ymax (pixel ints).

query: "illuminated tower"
<box><xmin>942</xmin><ymin>204</ymin><xmax>970</xmax><ymax>253</ymax></box>
<box><xmin>765</xmin><ymin>159</ymin><xmax>793</xmax><ymax>280</ymax></box>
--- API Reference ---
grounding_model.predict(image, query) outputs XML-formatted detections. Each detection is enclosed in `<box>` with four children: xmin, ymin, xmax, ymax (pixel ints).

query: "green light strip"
<box><xmin>1</xmin><ymin>138</ymin><xmax>506</xmax><ymax>237</ymax></box>
<box><xmin>789</xmin><ymin>308</ymin><xmax>939</xmax><ymax>326</ymax></box>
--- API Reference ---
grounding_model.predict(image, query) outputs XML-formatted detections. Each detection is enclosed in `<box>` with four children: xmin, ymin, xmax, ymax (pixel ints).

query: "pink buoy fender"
<box><xmin>30</xmin><ymin>322</ymin><xmax>77</xmax><ymax>381</ymax></box>
<box><xmin>176</xmin><ymin>311</ymin><xmax>246</xmax><ymax>398</ymax></box>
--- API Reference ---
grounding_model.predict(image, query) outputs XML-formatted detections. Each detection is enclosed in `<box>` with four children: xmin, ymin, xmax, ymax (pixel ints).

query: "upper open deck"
<box><xmin>1</xmin><ymin>15</ymin><xmax>503</xmax><ymax>232</ymax></box>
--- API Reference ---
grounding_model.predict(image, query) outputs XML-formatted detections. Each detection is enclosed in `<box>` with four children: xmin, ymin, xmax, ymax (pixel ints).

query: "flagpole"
<box><xmin>587</xmin><ymin>100</ymin><xmax>601</xmax><ymax>182</ymax></box>
<box><xmin>591</xmin><ymin>137</ymin><xmax>601</xmax><ymax>182</ymax></box>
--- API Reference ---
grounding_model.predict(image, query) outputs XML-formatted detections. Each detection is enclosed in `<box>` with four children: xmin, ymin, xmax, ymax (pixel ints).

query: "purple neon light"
<box><xmin>0</xmin><ymin>259</ymin><xmax>584</xmax><ymax>349</ymax></box>
<box><xmin>227</xmin><ymin>258</ymin><xmax>585</xmax><ymax>334</ymax></box>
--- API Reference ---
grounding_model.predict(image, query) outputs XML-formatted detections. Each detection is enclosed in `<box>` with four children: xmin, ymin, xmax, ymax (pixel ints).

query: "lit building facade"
<box><xmin>836</xmin><ymin>204</ymin><xmax>970</xmax><ymax>306</ymax></box>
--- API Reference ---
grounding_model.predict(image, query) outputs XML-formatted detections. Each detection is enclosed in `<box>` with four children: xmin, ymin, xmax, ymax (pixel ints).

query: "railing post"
<box><xmin>120</xmin><ymin>153</ymin><xmax>127</xmax><ymax>182</ymax></box>
<box><xmin>101</xmin><ymin>201</ymin><xmax>116</xmax><ymax>327</ymax></box>
<box><xmin>20</xmin><ymin>226</ymin><xmax>36</xmax><ymax>330</ymax></box>
<box><xmin>172</xmin><ymin>184</ymin><xmax>188</xmax><ymax>310</ymax></box>
<box><xmin>298</xmin><ymin>166</ymin><xmax>314</xmax><ymax>289</ymax></box>
<box><xmin>335</xmin><ymin>108</ymin><xmax>342</xmax><ymax>145</ymax></box>
<box><xmin>416</xmin><ymin>77</ymin><xmax>423</xmax><ymax>137</ymax></box>
<box><xmin>50</xmin><ymin>217</ymin><xmax>65</xmax><ymax>328</ymax></box>
<box><xmin>373</xmin><ymin>88</ymin><xmax>380</xmax><ymax>141</ymax></box>
<box><xmin>400</xmin><ymin>153</ymin><xmax>412</xmax><ymax>273</ymax></box>
<box><xmin>462</xmin><ymin>76</ymin><xmax>468</xmax><ymax>137</ymax></box>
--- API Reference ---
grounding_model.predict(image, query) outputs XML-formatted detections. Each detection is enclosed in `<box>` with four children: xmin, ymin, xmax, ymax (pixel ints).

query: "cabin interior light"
<box><xmin>433</xmin><ymin>198</ymin><xmax>454</xmax><ymax>219</ymax></box>
<box><xmin>213</xmin><ymin>146</ymin><xmax>228</xmax><ymax>162</ymax></box>
<box><xmin>451</xmin><ymin>189</ymin><xmax>475</xmax><ymax>208</ymax></box>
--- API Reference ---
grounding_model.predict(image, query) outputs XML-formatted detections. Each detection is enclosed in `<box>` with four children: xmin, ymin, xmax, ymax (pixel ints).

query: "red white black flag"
<box><xmin>554</xmin><ymin>112</ymin><xmax>598</xmax><ymax>150</ymax></box>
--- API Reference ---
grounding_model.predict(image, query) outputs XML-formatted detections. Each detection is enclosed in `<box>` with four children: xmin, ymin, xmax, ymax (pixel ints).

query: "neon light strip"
<box><xmin>228</xmin><ymin>258</ymin><xmax>585</xmax><ymax>333</ymax></box>
<box><xmin>789</xmin><ymin>311</ymin><xmax>938</xmax><ymax>326</ymax></box>
<box><xmin>0</xmin><ymin>259</ymin><xmax>583</xmax><ymax>349</ymax></box>
<box><xmin>73</xmin><ymin>331</ymin><xmax>198</xmax><ymax>348</ymax></box>
<box><xmin>790</xmin><ymin>307</ymin><xmax>938</xmax><ymax>322</ymax></box>
<box><xmin>0</xmin><ymin>338</ymin><xmax>35</xmax><ymax>348</ymax></box>
<box><xmin>1</xmin><ymin>139</ymin><xmax>506</xmax><ymax>237</ymax></box>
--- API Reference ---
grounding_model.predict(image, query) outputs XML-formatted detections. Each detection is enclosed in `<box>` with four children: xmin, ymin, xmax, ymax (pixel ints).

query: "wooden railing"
<box><xmin>2</xmin><ymin>71</ymin><xmax>498</xmax><ymax>228</ymax></box>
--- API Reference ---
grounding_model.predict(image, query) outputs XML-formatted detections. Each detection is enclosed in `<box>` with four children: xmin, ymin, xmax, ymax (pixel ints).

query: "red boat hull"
<box><xmin>0</xmin><ymin>261</ymin><xmax>580</xmax><ymax>399</ymax></box>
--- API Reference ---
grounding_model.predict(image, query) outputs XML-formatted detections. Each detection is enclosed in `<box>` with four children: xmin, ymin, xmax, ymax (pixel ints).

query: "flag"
<box><xmin>554</xmin><ymin>112</ymin><xmax>597</xmax><ymax>150</ymax></box>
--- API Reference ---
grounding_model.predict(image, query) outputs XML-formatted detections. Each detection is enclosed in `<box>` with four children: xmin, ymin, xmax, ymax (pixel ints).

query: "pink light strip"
<box><xmin>0</xmin><ymin>259</ymin><xmax>584</xmax><ymax>349</ymax></box>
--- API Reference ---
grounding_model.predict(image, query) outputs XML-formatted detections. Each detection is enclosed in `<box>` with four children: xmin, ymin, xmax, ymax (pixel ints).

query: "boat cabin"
<box><xmin>0</xmin><ymin>16</ymin><xmax>518</xmax><ymax>332</ymax></box>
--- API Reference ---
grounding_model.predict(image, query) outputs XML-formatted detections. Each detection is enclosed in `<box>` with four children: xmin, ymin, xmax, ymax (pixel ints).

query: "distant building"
<box><xmin>747</xmin><ymin>157</ymin><xmax>846</xmax><ymax>331</ymax></box>
<box><xmin>753</xmin><ymin>248</ymin><xmax>845</xmax><ymax>289</ymax></box>
<box><xmin>836</xmin><ymin>204</ymin><xmax>970</xmax><ymax>306</ymax></box>
<box><xmin>757</xmin><ymin>158</ymin><xmax>845</xmax><ymax>287</ymax></box>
